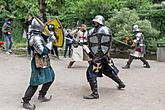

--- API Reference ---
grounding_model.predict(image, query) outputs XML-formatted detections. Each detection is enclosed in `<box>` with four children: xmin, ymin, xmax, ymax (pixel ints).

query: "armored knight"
<box><xmin>22</xmin><ymin>18</ymin><xmax>56</xmax><ymax>110</ymax></box>
<box><xmin>83</xmin><ymin>15</ymin><xmax>125</xmax><ymax>99</ymax></box>
<box><xmin>122</xmin><ymin>24</ymin><xmax>150</xmax><ymax>69</ymax></box>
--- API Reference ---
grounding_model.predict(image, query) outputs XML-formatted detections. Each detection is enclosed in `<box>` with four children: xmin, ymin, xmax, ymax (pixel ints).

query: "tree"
<box><xmin>38</xmin><ymin>0</ymin><xmax>47</xmax><ymax>23</ymax></box>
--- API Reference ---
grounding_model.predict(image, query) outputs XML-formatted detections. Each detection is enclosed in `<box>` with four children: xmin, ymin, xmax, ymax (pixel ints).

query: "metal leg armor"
<box><xmin>83</xmin><ymin>79</ymin><xmax>99</xmax><ymax>99</ymax></box>
<box><xmin>84</xmin><ymin>70</ymin><xmax>99</xmax><ymax>99</ymax></box>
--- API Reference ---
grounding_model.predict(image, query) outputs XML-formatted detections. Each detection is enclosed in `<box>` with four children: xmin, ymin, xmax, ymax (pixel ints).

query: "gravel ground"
<box><xmin>0</xmin><ymin>52</ymin><xmax>165</xmax><ymax>110</ymax></box>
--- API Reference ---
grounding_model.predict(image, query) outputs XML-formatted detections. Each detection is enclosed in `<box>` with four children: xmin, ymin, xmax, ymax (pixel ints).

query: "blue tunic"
<box><xmin>30</xmin><ymin>47</ymin><xmax>55</xmax><ymax>86</ymax></box>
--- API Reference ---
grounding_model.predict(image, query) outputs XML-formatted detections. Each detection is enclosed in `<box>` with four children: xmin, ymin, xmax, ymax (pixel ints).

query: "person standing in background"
<box><xmin>2</xmin><ymin>18</ymin><xmax>13</xmax><ymax>54</ymax></box>
<box><xmin>64</xmin><ymin>29</ymin><xmax>73</xmax><ymax>58</ymax></box>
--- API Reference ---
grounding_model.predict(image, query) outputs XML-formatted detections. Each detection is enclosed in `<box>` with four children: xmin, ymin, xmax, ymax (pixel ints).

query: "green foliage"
<box><xmin>13</xmin><ymin>40</ymin><xmax>26</xmax><ymax>49</ymax></box>
<box><xmin>138</xmin><ymin>3</ymin><xmax>165</xmax><ymax>39</ymax></box>
<box><xmin>12</xmin><ymin>19</ymin><xmax>25</xmax><ymax>43</ymax></box>
<box><xmin>106</xmin><ymin>8</ymin><xmax>160</xmax><ymax>50</ymax></box>
<box><xmin>106</xmin><ymin>8</ymin><xmax>139</xmax><ymax>36</ymax></box>
<box><xmin>10</xmin><ymin>19</ymin><xmax>26</xmax><ymax>49</ymax></box>
<box><xmin>46</xmin><ymin>0</ymin><xmax>59</xmax><ymax>16</ymax></box>
<box><xmin>13</xmin><ymin>0</ymin><xmax>39</xmax><ymax>18</ymax></box>
<box><xmin>124</xmin><ymin>0</ymin><xmax>152</xmax><ymax>10</ymax></box>
<box><xmin>0</xmin><ymin>0</ymin><xmax>39</xmax><ymax>19</ymax></box>
<box><xmin>158</xmin><ymin>37</ymin><xmax>165</xmax><ymax>42</ymax></box>
<box><xmin>12</xmin><ymin>19</ymin><xmax>27</xmax><ymax>48</ymax></box>
<box><xmin>58</xmin><ymin>0</ymin><xmax>119</xmax><ymax>27</ymax></box>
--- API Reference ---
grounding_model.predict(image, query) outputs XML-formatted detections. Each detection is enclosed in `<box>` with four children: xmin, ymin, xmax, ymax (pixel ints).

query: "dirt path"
<box><xmin>0</xmin><ymin>52</ymin><xmax>165</xmax><ymax>110</ymax></box>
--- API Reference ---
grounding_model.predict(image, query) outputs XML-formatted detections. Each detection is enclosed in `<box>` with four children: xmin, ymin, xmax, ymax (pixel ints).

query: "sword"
<box><xmin>112</xmin><ymin>38</ymin><xmax>130</xmax><ymax>46</ymax></box>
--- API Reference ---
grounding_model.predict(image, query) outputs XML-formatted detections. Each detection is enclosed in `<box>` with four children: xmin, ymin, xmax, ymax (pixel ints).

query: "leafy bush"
<box><xmin>106</xmin><ymin>8</ymin><xmax>160</xmax><ymax>50</ymax></box>
<box><xmin>12</xmin><ymin>19</ymin><xmax>25</xmax><ymax>43</ymax></box>
<box><xmin>58</xmin><ymin>0</ymin><xmax>121</xmax><ymax>27</ymax></box>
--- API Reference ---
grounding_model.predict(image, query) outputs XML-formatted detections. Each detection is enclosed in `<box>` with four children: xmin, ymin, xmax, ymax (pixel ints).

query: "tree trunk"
<box><xmin>38</xmin><ymin>0</ymin><xmax>47</xmax><ymax>23</ymax></box>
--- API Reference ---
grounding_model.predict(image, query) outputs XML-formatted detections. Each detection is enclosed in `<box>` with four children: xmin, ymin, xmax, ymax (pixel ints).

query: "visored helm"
<box><xmin>31</xmin><ymin>18</ymin><xmax>43</xmax><ymax>32</ymax></box>
<box><xmin>92</xmin><ymin>15</ymin><xmax>104</xmax><ymax>25</ymax></box>
<box><xmin>132</xmin><ymin>24</ymin><xmax>140</xmax><ymax>32</ymax></box>
<box><xmin>48</xmin><ymin>24</ymin><xmax>55</xmax><ymax>31</ymax></box>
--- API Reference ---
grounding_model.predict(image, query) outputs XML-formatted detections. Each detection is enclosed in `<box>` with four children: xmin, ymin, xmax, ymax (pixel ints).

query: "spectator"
<box><xmin>64</xmin><ymin>29</ymin><xmax>73</xmax><ymax>58</ymax></box>
<box><xmin>2</xmin><ymin>18</ymin><xmax>13</xmax><ymax>54</ymax></box>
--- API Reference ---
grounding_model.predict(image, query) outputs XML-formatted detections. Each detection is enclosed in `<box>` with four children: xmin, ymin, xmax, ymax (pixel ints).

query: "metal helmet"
<box><xmin>132</xmin><ymin>24</ymin><xmax>140</xmax><ymax>32</ymax></box>
<box><xmin>31</xmin><ymin>18</ymin><xmax>44</xmax><ymax>32</ymax></box>
<box><xmin>92</xmin><ymin>15</ymin><xmax>104</xmax><ymax>25</ymax></box>
<box><xmin>48</xmin><ymin>24</ymin><xmax>55</xmax><ymax>31</ymax></box>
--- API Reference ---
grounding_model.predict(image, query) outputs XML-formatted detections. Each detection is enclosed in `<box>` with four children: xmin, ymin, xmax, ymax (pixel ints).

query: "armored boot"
<box><xmin>38</xmin><ymin>95</ymin><xmax>52</xmax><ymax>102</ymax></box>
<box><xmin>122</xmin><ymin>63</ymin><xmax>130</xmax><ymax>69</ymax></box>
<box><xmin>111</xmin><ymin>76</ymin><xmax>126</xmax><ymax>89</ymax></box>
<box><xmin>83</xmin><ymin>80</ymin><xmax>99</xmax><ymax>99</ymax></box>
<box><xmin>140</xmin><ymin>57</ymin><xmax>150</xmax><ymax>68</ymax></box>
<box><xmin>38</xmin><ymin>82</ymin><xmax>53</xmax><ymax>102</ymax></box>
<box><xmin>122</xmin><ymin>56</ymin><xmax>134</xmax><ymax>69</ymax></box>
<box><xmin>23</xmin><ymin>102</ymin><xmax>36</xmax><ymax>110</ymax></box>
<box><xmin>143</xmin><ymin>62</ymin><xmax>150</xmax><ymax>68</ymax></box>
<box><xmin>22</xmin><ymin>86</ymin><xmax>38</xmax><ymax>110</ymax></box>
<box><xmin>67</xmin><ymin>61</ymin><xmax>75</xmax><ymax>68</ymax></box>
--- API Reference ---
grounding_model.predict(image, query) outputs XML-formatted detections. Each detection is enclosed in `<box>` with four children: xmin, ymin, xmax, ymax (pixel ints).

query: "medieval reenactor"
<box><xmin>83</xmin><ymin>15</ymin><xmax>126</xmax><ymax>99</ymax></box>
<box><xmin>48</xmin><ymin>24</ymin><xmax>59</xmax><ymax>59</ymax></box>
<box><xmin>122</xmin><ymin>24</ymin><xmax>150</xmax><ymax>69</ymax></box>
<box><xmin>22</xmin><ymin>18</ymin><xmax>56</xmax><ymax>110</ymax></box>
<box><xmin>67</xmin><ymin>24</ymin><xmax>89</xmax><ymax>68</ymax></box>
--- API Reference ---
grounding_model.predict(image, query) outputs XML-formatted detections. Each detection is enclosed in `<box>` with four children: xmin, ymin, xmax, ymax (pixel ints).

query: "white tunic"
<box><xmin>70</xmin><ymin>29</ymin><xmax>88</xmax><ymax>61</ymax></box>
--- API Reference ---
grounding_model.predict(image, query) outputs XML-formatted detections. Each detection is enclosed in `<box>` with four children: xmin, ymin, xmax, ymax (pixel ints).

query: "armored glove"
<box><xmin>45</xmin><ymin>32</ymin><xmax>57</xmax><ymax>50</ymax></box>
<box><xmin>48</xmin><ymin>32</ymin><xmax>57</xmax><ymax>43</ymax></box>
<box><xmin>46</xmin><ymin>42</ymin><xmax>53</xmax><ymax>50</ymax></box>
<box><xmin>88</xmin><ymin>52</ymin><xmax>94</xmax><ymax>59</ymax></box>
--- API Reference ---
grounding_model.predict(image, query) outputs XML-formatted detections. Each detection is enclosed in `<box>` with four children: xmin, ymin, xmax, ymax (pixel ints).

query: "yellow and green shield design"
<box><xmin>43</xmin><ymin>18</ymin><xmax>64</xmax><ymax>47</ymax></box>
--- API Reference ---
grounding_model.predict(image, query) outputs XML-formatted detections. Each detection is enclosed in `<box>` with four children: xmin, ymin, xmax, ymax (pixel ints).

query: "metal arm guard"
<box><xmin>32</xmin><ymin>35</ymin><xmax>45</xmax><ymax>55</ymax></box>
<box><xmin>29</xmin><ymin>34</ymin><xmax>51</xmax><ymax>68</ymax></box>
<box><xmin>45</xmin><ymin>32</ymin><xmax>57</xmax><ymax>50</ymax></box>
